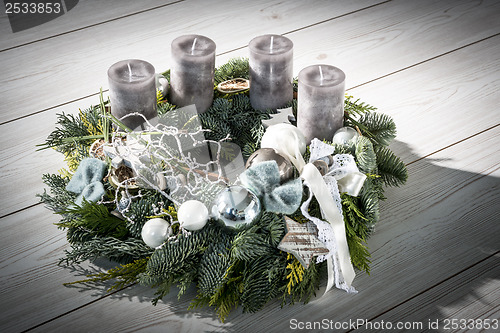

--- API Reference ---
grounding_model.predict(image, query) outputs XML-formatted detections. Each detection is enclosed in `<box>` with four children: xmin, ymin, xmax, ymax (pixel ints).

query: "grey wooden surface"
<box><xmin>0</xmin><ymin>0</ymin><xmax>499</xmax><ymax>332</ymax></box>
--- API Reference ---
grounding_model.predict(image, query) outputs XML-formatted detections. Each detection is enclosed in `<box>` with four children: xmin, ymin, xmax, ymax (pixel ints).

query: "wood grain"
<box><xmin>0</xmin><ymin>204</ymin><xmax>115</xmax><ymax>333</ymax></box>
<box><xmin>0</xmin><ymin>0</ymin><xmax>182</xmax><ymax>51</ymax></box>
<box><xmin>362</xmin><ymin>254</ymin><xmax>500</xmax><ymax>331</ymax></box>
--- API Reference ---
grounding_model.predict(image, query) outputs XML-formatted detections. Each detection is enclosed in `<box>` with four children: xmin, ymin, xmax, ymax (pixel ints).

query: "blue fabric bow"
<box><xmin>239</xmin><ymin>161</ymin><xmax>302</xmax><ymax>215</ymax></box>
<box><xmin>66</xmin><ymin>158</ymin><xmax>108</xmax><ymax>206</ymax></box>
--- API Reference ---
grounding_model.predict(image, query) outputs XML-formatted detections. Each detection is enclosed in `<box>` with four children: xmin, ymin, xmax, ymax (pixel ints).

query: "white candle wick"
<box><xmin>191</xmin><ymin>37</ymin><xmax>198</xmax><ymax>55</ymax></box>
<box><xmin>319</xmin><ymin>66</ymin><xmax>324</xmax><ymax>86</ymax></box>
<box><xmin>270</xmin><ymin>36</ymin><xmax>274</xmax><ymax>54</ymax></box>
<box><xmin>127</xmin><ymin>62</ymin><xmax>132</xmax><ymax>82</ymax></box>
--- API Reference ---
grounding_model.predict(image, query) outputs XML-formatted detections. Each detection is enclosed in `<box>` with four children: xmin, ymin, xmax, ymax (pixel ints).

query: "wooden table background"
<box><xmin>1</xmin><ymin>0</ymin><xmax>499</xmax><ymax>332</ymax></box>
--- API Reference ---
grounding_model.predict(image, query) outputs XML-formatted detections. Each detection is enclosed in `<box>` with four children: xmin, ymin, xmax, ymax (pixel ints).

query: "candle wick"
<box><xmin>270</xmin><ymin>36</ymin><xmax>274</xmax><ymax>54</ymax></box>
<box><xmin>319</xmin><ymin>66</ymin><xmax>324</xmax><ymax>86</ymax></box>
<box><xmin>191</xmin><ymin>37</ymin><xmax>198</xmax><ymax>55</ymax></box>
<box><xmin>127</xmin><ymin>62</ymin><xmax>132</xmax><ymax>82</ymax></box>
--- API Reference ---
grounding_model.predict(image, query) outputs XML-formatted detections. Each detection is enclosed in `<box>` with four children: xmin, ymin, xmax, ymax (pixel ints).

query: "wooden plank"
<box><xmin>0</xmin><ymin>204</ymin><xmax>115</xmax><ymax>333</ymax></box>
<box><xmin>347</xmin><ymin>34</ymin><xmax>500</xmax><ymax>165</ymax></box>
<box><xmin>0</xmin><ymin>0</ymin><xmax>382</xmax><ymax>124</ymax></box>
<box><xmin>356</xmin><ymin>254</ymin><xmax>500</xmax><ymax>332</ymax></box>
<box><xmin>26</xmin><ymin>126</ymin><xmax>500</xmax><ymax>332</ymax></box>
<box><xmin>218</xmin><ymin>0</ymin><xmax>500</xmax><ymax>87</ymax></box>
<box><xmin>0</xmin><ymin>0</ymin><xmax>181</xmax><ymax>51</ymax></box>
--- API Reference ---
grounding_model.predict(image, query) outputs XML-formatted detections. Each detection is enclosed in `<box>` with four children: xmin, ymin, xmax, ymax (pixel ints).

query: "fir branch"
<box><xmin>355</xmin><ymin>136</ymin><xmax>377</xmax><ymax>174</ymax></box>
<box><xmin>57</xmin><ymin>199</ymin><xmax>129</xmax><ymax>240</ymax></box>
<box><xmin>375</xmin><ymin>146</ymin><xmax>408</xmax><ymax>187</ymax></box>
<box><xmin>358</xmin><ymin>112</ymin><xmax>397</xmax><ymax>147</ymax></box>
<box><xmin>214</xmin><ymin>58</ymin><xmax>249</xmax><ymax>85</ymax></box>
<box><xmin>61</xmin><ymin>237</ymin><xmax>153</xmax><ymax>265</ymax></box>
<box><xmin>344</xmin><ymin>95</ymin><xmax>377</xmax><ymax>117</ymax></box>
<box><xmin>231</xmin><ymin>228</ymin><xmax>273</xmax><ymax>261</ymax></box>
<box><xmin>198</xmin><ymin>233</ymin><xmax>233</xmax><ymax>297</ymax></box>
<box><xmin>341</xmin><ymin>194</ymin><xmax>371</xmax><ymax>272</ymax></box>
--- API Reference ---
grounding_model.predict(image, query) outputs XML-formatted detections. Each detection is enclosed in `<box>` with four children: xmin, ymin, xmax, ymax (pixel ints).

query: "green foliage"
<box><xmin>282</xmin><ymin>255</ymin><xmax>324</xmax><ymax>305</ymax></box>
<box><xmin>61</xmin><ymin>236</ymin><xmax>152</xmax><ymax>265</ymax></box>
<box><xmin>123</xmin><ymin>191</ymin><xmax>171</xmax><ymax>238</ymax></box>
<box><xmin>198</xmin><ymin>233</ymin><xmax>233</xmax><ymax>297</ymax></box>
<box><xmin>199</xmin><ymin>95</ymin><xmax>268</xmax><ymax>158</ymax></box>
<box><xmin>240</xmin><ymin>254</ymin><xmax>283</xmax><ymax>313</ymax></box>
<box><xmin>232</xmin><ymin>229</ymin><xmax>272</xmax><ymax>262</ymax></box>
<box><xmin>341</xmin><ymin>194</ymin><xmax>371</xmax><ymax>273</ymax></box>
<box><xmin>214</xmin><ymin>57</ymin><xmax>249</xmax><ymax>84</ymax></box>
<box><xmin>358</xmin><ymin>112</ymin><xmax>397</xmax><ymax>146</ymax></box>
<box><xmin>375</xmin><ymin>146</ymin><xmax>408</xmax><ymax>187</ymax></box>
<box><xmin>57</xmin><ymin>198</ymin><xmax>128</xmax><ymax>239</ymax></box>
<box><xmin>344</xmin><ymin>95</ymin><xmax>377</xmax><ymax>117</ymax></box>
<box><xmin>355</xmin><ymin>136</ymin><xmax>377</xmax><ymax>174</ymax></box>
<box><xmin>38</xmin><ymin>173</ymin><xmax>75</xmax><ymax>212</ymax></box>
<box><xmin>64</xmin><ymin>257</ymin><xmax>148</xmax><ymax>291</ymax></box>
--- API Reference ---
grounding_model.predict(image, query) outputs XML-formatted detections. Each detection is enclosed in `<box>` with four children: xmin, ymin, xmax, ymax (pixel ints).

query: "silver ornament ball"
<box><xmin>245</xmin><ymin>148</ymin><xmax>294</xmax><ymax>183</ymax></box>
<box><xmin>211</xmin><ymin>185</ymin><xmax>261</xmax><ymax>228</ymax></box>
<box><xmin>332</xmin><ymin>127</ymin><xmax>359</xmax><ymax>145</ymax></box>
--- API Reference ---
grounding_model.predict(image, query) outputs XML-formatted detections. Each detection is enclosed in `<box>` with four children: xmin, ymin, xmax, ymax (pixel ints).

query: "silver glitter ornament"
<box><xmin>211</xmin><ymin>185</ymin><xmax>261</xmax><ymax>228</ymax></box>
<box><xmin>245</xmin><ymin>148</ymin><xmax>294</xmax><ymax>183</ymax></box>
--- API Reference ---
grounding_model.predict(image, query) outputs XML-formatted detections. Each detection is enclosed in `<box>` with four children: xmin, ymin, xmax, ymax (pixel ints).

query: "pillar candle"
<box><xmin>249</xmin><ymin>34</ymin><xmax>293</xmax><ymax>110</ymax></box>
<box><xmin>170</xmin><ymin>34</ymin><xmax>216</xmax><ymax>113</ymax></box>
<box><xmin>297</xmin><ymin>65</ymin><xmax>345</xmax><ymax>144</ymax></box>
<box><xmin>108</xmin><ymin>59</ymin><xmax>157</xmax><ymax>130</ymax></box>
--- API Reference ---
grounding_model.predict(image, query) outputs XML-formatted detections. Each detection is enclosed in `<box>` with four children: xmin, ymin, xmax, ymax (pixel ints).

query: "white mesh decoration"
<box><xmin>101</xmin><ymin>105</ymin><xmax>245</xmax><ymax>225</ymax></box>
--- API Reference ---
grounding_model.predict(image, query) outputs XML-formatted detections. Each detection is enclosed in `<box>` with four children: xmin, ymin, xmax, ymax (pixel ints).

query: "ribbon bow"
<box><xmin>239</xmin><ymin>160</ymin><xmax>302</xmax><ymax>215</ymax></box>
<box><xmin>66</xmin><ymin>158</ymin><xmax>108</xmax><ymax>206</ymax></box>
<box><xmin>300</xmin><ymin>138</ymin><xmax>366</xmax><ymax>294</ymax></box>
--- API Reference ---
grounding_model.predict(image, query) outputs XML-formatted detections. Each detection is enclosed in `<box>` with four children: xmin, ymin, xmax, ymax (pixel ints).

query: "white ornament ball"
<box><xmin>333</xmin><ymin>127</ymin><xmax>359</xmax><ymax>145</ymax></box>
<box><xmin>261</xmin><ymin>123</ymin><xmax>307</xmax><ymax>156</ymax></box>
<box><xmin>141</xmin><ymin>218</ymin><xmax>172</xmax><ymax>248</ymax></box>
<box><xmin>177</xmin><ymin>200</ymin><xmax>209</xmax><ymax>231</ymax></box>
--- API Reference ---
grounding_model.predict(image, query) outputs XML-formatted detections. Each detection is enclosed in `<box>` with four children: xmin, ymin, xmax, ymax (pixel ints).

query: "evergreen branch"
<box><xmin>358</xmin><ymin>112</ymin><xmax>397</xmax><ymax>146</ymax></box>
<box><xmin>63</xmin><ymin>257</ymin><xmax>148</xmax><ymax>291</ymax></box>
<box><xmin>57</xmin><ymin>198</ymin><xmax>129</xmax><ymax>239</ymax></box>
<box><xmin>375</xmin><ymin>146</ymin><xmax>408</xmax><ymax>187</ymax></box>
<box><xmin>61</xmin><ymin>237</ymin><xmax>153</xmax><ymax>265</ymax></box>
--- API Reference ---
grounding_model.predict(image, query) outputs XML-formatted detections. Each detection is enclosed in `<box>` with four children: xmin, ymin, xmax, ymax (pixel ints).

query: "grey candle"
<box><xmin>170</xmin><ymin>35</ymin><xmax>216</xmax><ymax>113</ymax></box>
<box><xmin>297</xmin><ymin>65</ymin><xmax>345</xmax><ymax>144</ymax></box>
<box><xmin>108</xmin><ymin>59</ymin><xmax>157</xmax><ymax>130</ymax></box>
<box><xmin>249</xmin><ymin>34</ymin><xmax>293</xmax><ymax>110</ymax></box>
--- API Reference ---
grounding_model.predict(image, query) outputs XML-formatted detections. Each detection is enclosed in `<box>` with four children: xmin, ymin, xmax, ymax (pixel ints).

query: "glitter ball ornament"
<box><xmin>245</xmin><ymin>148</ymin><xmax>294</xmax><ymax>183</ymax></box>
<box><xmin>332</xmin><ymin>126</ymin><xmax>359</xmax><ymax>145</ymax></box>
<box><xmin>211</xmin><ymin>185</ymin><xmax>261</xmax><ymax>228</ymax></box>
<box><xmin>177</xmin><ymin>200</ymin><xmax>209</xmax><ymax>231</ymax></box>
<box><xmin>141</xmin><ymin>218</ymin><xmax>172</xmax><ymax>248</ymax></box>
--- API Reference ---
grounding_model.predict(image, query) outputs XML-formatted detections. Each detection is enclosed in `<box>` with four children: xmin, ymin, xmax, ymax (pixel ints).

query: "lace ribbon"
<box><xmin>301</xmin><ymin>139</ymin><xmax>366</xmax><ymax>294</ymax></box>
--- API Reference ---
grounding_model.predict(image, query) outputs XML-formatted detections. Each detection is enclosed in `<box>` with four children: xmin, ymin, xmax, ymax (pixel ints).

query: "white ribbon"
<box><xmin>262</xmin><ymin>126</ymin><xmax>366</xmax><ymax>293</ymax></box>
<box><xmin>301</xmin><ymin>139</ymin><xmax>366</xmax><ymax>294</ymax></box>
